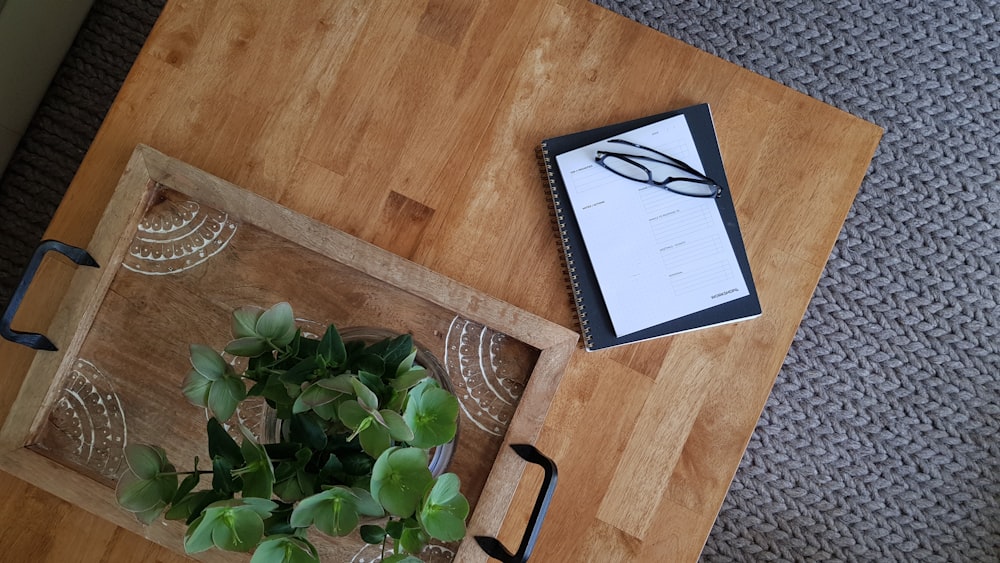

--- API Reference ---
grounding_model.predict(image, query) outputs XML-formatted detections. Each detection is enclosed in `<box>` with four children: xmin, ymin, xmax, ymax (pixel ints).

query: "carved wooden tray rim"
<box><xmin>0</xmin><ymin>145</ymin><xmax>578</xmax><ymax>562</ymax></box>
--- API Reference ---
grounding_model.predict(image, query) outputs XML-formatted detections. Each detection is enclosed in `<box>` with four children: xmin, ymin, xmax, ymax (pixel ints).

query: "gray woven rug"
<box><xmin>592</xmin><ymin>1</ymin><xmax>999</xmax><ymax>561</ymax></box>
<box><xmin>1</xmin><ymin>0</ymin><xmax>997</xmax><ymax>561</ymax></box>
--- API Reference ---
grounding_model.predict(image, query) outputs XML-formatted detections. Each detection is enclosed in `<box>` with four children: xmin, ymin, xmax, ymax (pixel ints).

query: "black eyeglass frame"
<box><xmin>595</xmin><ymin>139</ymin><xmax>723</xmax><ymax>198</ymax></box>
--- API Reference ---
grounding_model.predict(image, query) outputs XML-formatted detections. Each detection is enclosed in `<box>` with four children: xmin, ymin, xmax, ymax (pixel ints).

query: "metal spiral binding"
<box><xmin>538</xmin><ymin>144</ymin><xmax>592</xmax><ymax>349</ymax></box>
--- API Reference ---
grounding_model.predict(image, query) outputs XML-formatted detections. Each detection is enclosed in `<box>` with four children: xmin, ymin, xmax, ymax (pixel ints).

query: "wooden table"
<box><xmin>0</xmin><ymin>1</ymin><xmax>881</xmax><ymax>561</ymax></box>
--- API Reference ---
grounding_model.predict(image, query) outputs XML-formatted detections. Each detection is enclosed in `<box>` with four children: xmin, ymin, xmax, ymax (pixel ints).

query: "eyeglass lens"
<box><xmin>602</xmin><ymin>155</ymin><xmax>717</xmax><ymax>197</ymax></box>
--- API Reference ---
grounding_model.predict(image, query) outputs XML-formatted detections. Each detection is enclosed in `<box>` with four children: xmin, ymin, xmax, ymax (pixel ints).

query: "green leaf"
<box><xmin>318</xmin><ymin>324</ymin><xmax>347</xmax><ymax>366</ymax></box>
<box><xmin>134</xmin><ymin>501</ymin><xmax>167</xmax><ymax>525</ymax></box>
<box><xmin>297</xmin><ymin>332</ymin><xmax>321</xmax><ymax>359</ymax></box>
<box><xmin>211</xmin><ymin>507</ymin><xmax>264</xmax><ymax>552</ymax></box>
<box><xmin>419</xmin><ymin>473</ymin><xmax>469</xmax><ymax>542</ymax></box>
<box><xmin>405</xmin><ymin>378</ymin><xmax>435</xmax><ymax>413</ymax></box>
<box><xmin>317</xmin><ymin>453</ymin><xmax>345</xmax><ymax>484</ymax></box>
<box><xmin>316</xmin><ymin>374</ymin><xmax>355</xmax><ymax>394</ymax></box>
<box><xmin>225</xmin><ymin>336</ymin><xmax>269</xmax><ymax>357</ymax></box>
<box><xmin>240</xmin><ymin>497</ymin><xmax>279</xmax><ymax>516</ymax></box>
<box><xmin>293</xmin><ymin>381</ymin><xmax>344</xmax><ymax>414</ymax></box>
<box><xmin>232</xmin><ymin>307</ymin><xmax>263</xmax><ymax>339</ymax></box>
<box><xmin>123</xmin><ymin>444</ymin><xmax>166</xmax><ymax>480</ymax></box>
<box><xmin>248</xmin><ymin>350</ymin><xmax>279</xmax><ymax>371</ymax></box>
<box><xmin>278</xmin><ymin>356</ymin><xmax>319</xmax><ymax>387</ymax></box>
<box><xmin>399</xmin><ymin>525</ymin><xmax>429</xmax><ymax>555</ymax></box>
<box><xmin>339</xmin><ymin>450</ymin><xmax>375</xmax><ymax>476</ymax></box>
<box><xmin>287</xmin><ymin>491</ymin><xmax>321</xmax><ymax>526</ymax></box>
<box><xmin>384</xmin><ymin>389</ymin><xmax>407</xmax><ymax>413</ymax></box>
<box><xmin>212</xmin><ymin>456</ymin><xmax>242</xmax><ymax>494</ymax></box>
<box><xmin>351</xmin><ymin>487</ymin><xmax>384</xmax><ymax>517</ymax></box>
<box><xmin>358</xmin><ymin>370</ymin><xmax>386</xmax><ymax>397</ymax></box>
<box><xmin>382</xmin><ymin>555</ymin><xmax>423</xmax><ymax>563</ymax></box>
<box><xmin>403</xmin><ymin>386</ymin><xmax>459</xmax><ymax>448</ymax></box>
<box><xmin>207</xmin><ymin>418</ymin><xmax>243</xmax><ymax>466</ymax></box>
<box><xmin>273</xmin><ymin>468</ymin><xmax>316</xmax><ymax>502</ymax></box>
<box><xmin>116</xmin><ymin>471</ymin><xmax>166</xmax><ymax>512</ymax></box>
<box><xmin>426</xmin><ymin>472</ymin><xmax>461</xmax><ymax>502</ymax></box>
<box><xmin>184</xmin><ymin>508</ymin><xmax>222</xmax><ymax>553</ymax></box>
<box><xmin>190</xmin><ymin>344</ymin><xmax>228</xmax><ymax>380</ymax></box>
<box><xmin>184</xmin><ymin>500</ymin><xmax>275</xmax><ymax>554</ymax></box>
<box><xmin>396</xmin><ymin>348</ymin><xmax>419</xmax><ymax>376</ymax></box>
<box><xmin>360</xmin><ymin>524</ymin><xmax>387</xmax><ymax>544</ymax></box>
<box><xmin>380</xmin><ymin>409</ymin><xmax>415</xmax><ymax>442</ymax></box>
<box><xmin>263</xmin><ymin>510</ymin><xmax>297</xmax><ymax>537</ymax></box>
<box><xmin>273</xmin><ymin>446</ymin><xmax>311</xmax><ymax>482</ymax></box>
<box><xmin>354</xmin><ymin>354</ymin><xmax>385</xmax><ymax>377</ymax></box>
<box><xmin>312</xmin><ymin>399</ymin><xmax>341</xmax><ymax>421</ymax></box>
<box><xmin>359</xmin><ymin>424</ymin><xmax>392</xmax><ymax>459</ymax></box>
<box><xmin>116</xmin><ymin>445</ymin><xmax>178</xmax><ymax>518</ymax></box>
<box><xmin>256</xmin><ymin>302</ymin><xmax>296</xmax><ymax>347</ymax></box>
<box><xmin>238</xmin><ymin>427</ymin><xmax>275</xmax><ymax>499</ymax></box>
<box><xmin>350</xmin><ymin>377</ymin><xmax>379</xmax><ymax>411</ymax></box>
<box><xmin>377</xmin><ymin>334</ymin><xmax>414</xmax><ymax>375</ymax></box>
<box><xmin>212</xmin><ymin>509</ymin><xmax>264</xmax><ymax>552</ymax></box>
<box><xmin>390</xmin><ymin>368</ymin><xmax>428</xmax><ymax>391</ymax></box>
<box><xmin>191</xmin><ymin>491</ymin><xmax>231</xmax><ymax>525</ymax></box>
<box><xmin>155</xmin><ymin>474</ymin><xmax>179</xmax><ymax>504</ymax></box>
<box><xmin>385</xmin><ymin>518</ymin><xmax>404</xmax><ymax>539</ymax></box>
<box><xmin>207</xmin><ymin>375</ymin><xmax>247</xmax><ymax>422</ymax></box>
<box><xmin>280</xmin><ymin>328</ymin><xmax>303</xmax><ymax>360</ymax></box>
<box><xmin>370</xmin><ymin>447</ymin><xmax>433</xmax><ymax>517</ymax></box>
<box><xmin>289</xmin><ymin>413</ymin><xmax>327</xmax><ymax>451</ymax></box>
<box><xmin>338</xmin><ymin>399</ymin><xmax>370</xmax><ymax>430</ymax></box>
<box><xmin>251</xmin><ymin>536</ymin><xmax>320</xmax><ymax>563</ymax></box>
<box><xmin>314</xmin><ymin>495</ymin><xmax>359</xmax><ymax>537</ymax></box>
<box><xmin>290</xmin><ymin>487</ymin><xmax>361</xmax><ymax>537</ymax></box>
<box><xmin>165</xmin><ymin>489</ymin><xmax>223</xmax><ymax>522</ymax></box>
<box><xmin>172</xmin><ymin>472</ymin><xmax>201</xmax><ymax>504</ymax></box>
<box><xmin>182</xmin><ymin>370</ymin><xmax>213</xmax><ymax>407</ymax></box>
<box><xmin>260</xmin><ymin>373</ymin><xmax>295</xmax><ymax>408</ymax></box>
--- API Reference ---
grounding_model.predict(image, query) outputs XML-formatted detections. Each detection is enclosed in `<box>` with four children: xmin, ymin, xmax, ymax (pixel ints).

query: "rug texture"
<box><xmin>591</xmin><ymin>1</ymin><xmax>999</xmax><ymax>561</ymax></box>
<box><xmin>0</xmin><ymin>0</ymin><xmax>165</xmax><ymax>306</ymax></box>
<box><xmin>0</xmin><ymin>0</ymin><xmax>997</xmax><ymax>561</ymax></box>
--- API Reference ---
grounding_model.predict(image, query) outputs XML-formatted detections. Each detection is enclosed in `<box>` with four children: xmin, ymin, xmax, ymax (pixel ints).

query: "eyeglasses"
<box><xmin>595</xmin><ymin>139</ymin><xmax>722</xmax><ymax>198</ymax></box>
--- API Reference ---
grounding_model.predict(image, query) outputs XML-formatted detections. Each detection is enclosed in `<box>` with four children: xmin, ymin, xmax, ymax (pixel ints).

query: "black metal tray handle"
<box><xmin>475</xmin><ymin>444</ymin><xmax>558</xmax><ymax>563</ymax></box>
<box><xmin>1</xmin><ymin>240</ymin><xmax>99</xmax><ymax>351</ymax></box>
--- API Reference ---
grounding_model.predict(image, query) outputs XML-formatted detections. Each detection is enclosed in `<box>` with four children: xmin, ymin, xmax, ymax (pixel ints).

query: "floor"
<box><xmin>0</xmin><ymin>0</ymin><xmax>93</xmax><ymax>173</ymax></box>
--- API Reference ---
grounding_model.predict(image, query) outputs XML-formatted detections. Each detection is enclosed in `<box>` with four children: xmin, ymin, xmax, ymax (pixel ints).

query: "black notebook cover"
<box><xmin>540</xmin><ymin>103</ymin><xmax>761</xmax><ymax>351</ymax></box>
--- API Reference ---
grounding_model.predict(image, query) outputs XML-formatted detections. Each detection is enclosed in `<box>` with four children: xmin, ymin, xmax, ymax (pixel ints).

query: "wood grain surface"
<box><xmin>0</xmin><ymin>0</ymin><xmax>881</xmax><ymax>561</ymax></box>
<box><xmin>3</xmin><ymin>146</ymin><xmax>577</xmax><ymax>563</ymax></box>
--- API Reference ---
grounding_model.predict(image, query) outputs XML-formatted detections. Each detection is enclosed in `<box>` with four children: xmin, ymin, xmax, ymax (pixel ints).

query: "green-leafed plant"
<box><xmin>116</xmin><ymin>302</ymin><xmax>469</xmax><ymax>563</ymax></box>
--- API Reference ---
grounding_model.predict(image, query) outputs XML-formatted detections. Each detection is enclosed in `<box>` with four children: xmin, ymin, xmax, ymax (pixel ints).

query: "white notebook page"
<box><xmin>555</xmin><ymin>114</ymin><xmax>749</xmax><ymax>337</ymax></box>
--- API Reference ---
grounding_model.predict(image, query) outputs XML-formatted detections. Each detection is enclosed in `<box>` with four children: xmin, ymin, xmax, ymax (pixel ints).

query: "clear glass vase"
<box><xmin>261</xmin><ymin>327</ymin><xmax>456</xmax><ymax>476</ymax></box>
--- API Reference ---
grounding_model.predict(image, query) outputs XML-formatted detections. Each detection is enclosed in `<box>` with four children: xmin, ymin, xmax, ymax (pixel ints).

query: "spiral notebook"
<box><xmin>540</xmin><ymin>103</ymin><xmax>760</xmax><ymax>351</ymax></box>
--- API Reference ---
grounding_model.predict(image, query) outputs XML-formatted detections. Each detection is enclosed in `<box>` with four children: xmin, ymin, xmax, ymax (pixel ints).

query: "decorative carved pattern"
<box><xmin>47</xmin><ymin>359</ymin><xmax>128</xmax><ymax>478</ymax></box>
<box><xmin>123</xmin><ymin>199</ymin><xmax>237</xmax><ymax>275</ymax></box>
<box><xmin>349</xmin><ymin>542</ymin><xmax>455</xmax><ymax>562</ymax></box>
<box><xmin>445</xmin><ymin>317</ymin><xmax>524</xmax><ymax>436</ymax></box>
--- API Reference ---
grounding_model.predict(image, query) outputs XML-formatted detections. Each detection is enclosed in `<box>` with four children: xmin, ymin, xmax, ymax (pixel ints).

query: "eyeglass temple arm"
<box><xmin>606</xmin><ymin>139</ymin><xmax>709</xmax><ymax>180</ymax></box>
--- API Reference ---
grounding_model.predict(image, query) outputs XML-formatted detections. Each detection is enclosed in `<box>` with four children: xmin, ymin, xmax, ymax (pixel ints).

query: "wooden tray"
<box><xmin>0</xmin><ymin>146</ymin><xmax>577</xmax><ymax>562</ymax></box>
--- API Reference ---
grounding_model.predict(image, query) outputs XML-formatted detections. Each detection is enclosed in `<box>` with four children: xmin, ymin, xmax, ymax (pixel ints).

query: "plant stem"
<box><xmin>158</xmin><ymin>470</ymin><xmax>213</xmax><ymax>477</ymax></box>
